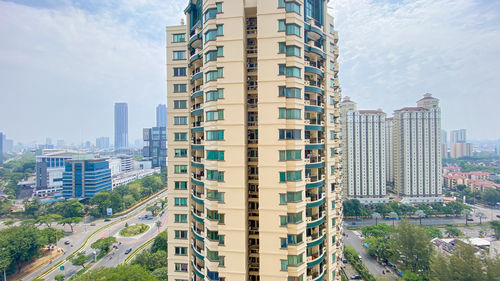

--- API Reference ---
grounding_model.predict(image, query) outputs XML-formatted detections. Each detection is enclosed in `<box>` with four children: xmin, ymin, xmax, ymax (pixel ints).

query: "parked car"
<box><xmin>350</xmin><ymin>274</ymin><xmax>362</xmax><ymax>280</ymax></box>
<box><xmin>90</xmin><ymin>223</ymin><xmax>96</xmax><ymax>226</ymax></box>
<box><xmin>104</xmin><ymin>218</ymin><xmax>111</xmax><ymax>222</ymax></box>
<box><xmin>496</xmin><ymin>215</ymin><xmax>500</xmax><ymax>218</ymax></box>
<box><xmin>64</xmin><ymin>241</ymin><xmax>71</xmax><ymax>245</ymax></box>
<box><xmin>358</xmin><ymin>255</ymin><xmax>363</xmax><ymax>260</ymax></box>
<box><xmin>125</xmin><ymin>248</ymin><xmax>132</xmax><ymax>254</ymax></box>
<box><xmin>466</xmin><ymin>218</ymin><xmax>474</xmax><ymax>221</ymax></box>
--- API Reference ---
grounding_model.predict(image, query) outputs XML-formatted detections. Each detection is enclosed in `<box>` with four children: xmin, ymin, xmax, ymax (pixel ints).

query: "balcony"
<box><xmin>192</xmin><ymin>137</ymin><xmax>204</xmax><ymax>145</ymax></box>
<box><xmin>192</xmin><ymin>121</ymin><xmax>204</xmax><ymax>128</ymax></box>
<box><xmin>192</xmin><ymin>171</ymin><xmax>204</xmax><ymax>180</ymax></box>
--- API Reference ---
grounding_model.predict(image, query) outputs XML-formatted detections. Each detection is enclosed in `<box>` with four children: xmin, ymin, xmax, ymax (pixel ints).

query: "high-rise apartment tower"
<box><xmin>340</xmin><ymin>97</ymin><xmax>388</xmax><ymax>204</ymax></box>
<box><xmin>166</xmin><ymin>1</ymin><xmax>343</xmax><ymax>280</ymax></box>
<box><xmin>393</xmin><ymin>93</ymin><xmax>443</xmax><ymax>204</ymax></box>
<box><xmin>156</xmin><ymin>104</ymin><xmax>168</xmax><ymax>127</ymax></box>
<box><xmin>114</xmin><ymin>102</ymin><xmax>129</xmax><ymax>149</ymax></box>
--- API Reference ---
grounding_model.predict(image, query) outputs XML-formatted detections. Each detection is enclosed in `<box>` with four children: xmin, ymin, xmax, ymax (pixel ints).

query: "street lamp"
<box><xmin>93</xmin><ymin>251</ymin><xmax>97</xmax><ymax>262</ymax></box>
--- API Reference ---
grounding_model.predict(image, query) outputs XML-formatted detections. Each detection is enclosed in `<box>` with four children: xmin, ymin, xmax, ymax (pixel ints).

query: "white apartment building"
<box><xmin>385</xmin><ymin>117</ymin><xmax>394</xmax><ymax>185</ymax></box>
<box><xmin>341</xmin><ymin>97</ymin><xmax>388</xmax><ymax>204</ymax></box>
<box><xmin>393</xmin><ymin>93</ymin><xmax>443</xmax><ymax>204</ymax></box>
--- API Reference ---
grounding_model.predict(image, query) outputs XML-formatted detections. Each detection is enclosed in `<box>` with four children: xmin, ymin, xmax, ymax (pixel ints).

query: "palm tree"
<box><xmin>414</xmin><ymin>210</ymin><xmax>426</xmax><ymax>225</ymax></box>
<box><xmin>475</xmin><ymin>212</ymin><xmax>487</xmax><ymax>225</ymax></box>
<box><xmin>388</xmin><ymin>212</ymin><xmax>398</xmax><ymax>226</ymax></box>
<box><xmin>156</xmin><ymin>220</ymin><xmax>162</xmax><ymax>231</ymax></box>
<box><xmin>371</xmin><ymin>212</ymin><xmax>382</xmax><ymax>226</ymax></box>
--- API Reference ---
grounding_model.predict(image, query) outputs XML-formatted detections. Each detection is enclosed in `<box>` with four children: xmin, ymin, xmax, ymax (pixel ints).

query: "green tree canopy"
<box><xmin>392</xmin><ymin>220</ymin><xmax>433</xmax><ymax>273</ymax></box>
<box><xmin>71</xmin><ymin>254</ymin><xmax>89</xmax><ymax>268</ymax></box>
<box><xmin>132</xmin><ymin>250</ymin><xmax>167</xmax><ymax>272</ymax></box>
<box><xmin>72</xmin><ymin>264</ymin><xmax>158</xmax><ymax>281</ymax></box>
<box><xmin>90</xmin><ymin>237</ymin><xmax>117</xmax><ymax>253</ymax></box>
<box><xmin>151</xmin><ymin>231</ymin><xmax>167</xmax><ymax>253</ymax></box>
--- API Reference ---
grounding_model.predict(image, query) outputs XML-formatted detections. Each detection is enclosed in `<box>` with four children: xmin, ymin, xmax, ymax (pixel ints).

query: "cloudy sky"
<box><xmin>0</xmin><ymin>0</ymin><xmax>499</xmax><ymax>144</ymax></box>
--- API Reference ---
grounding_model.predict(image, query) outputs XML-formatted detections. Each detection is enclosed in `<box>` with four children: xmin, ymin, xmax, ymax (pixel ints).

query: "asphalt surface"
<box><xmin>21</xmin><ymin>190</ymin><xmax>167</xmax><ymax>281</ymax></box>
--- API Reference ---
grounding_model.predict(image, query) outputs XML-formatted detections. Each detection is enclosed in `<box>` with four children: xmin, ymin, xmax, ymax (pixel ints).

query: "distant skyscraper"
<box><xmin>341</xmin><ymin>97</ymin><xmax>388</xmax><ymax>204</ymax></box>
<box><xmin>156</xmin><ymin>104</ymin><xmax>167</xmax><ymax>127</ymax></box>
<box><xmin>96</xmin><ymin>137</ymin><xmax>110</xmax><ymax>149</ymax></box>
<box><xmin>56</xmin><ymin>140</ymin><xmax>66</xmax><ymax>148</ymax></box>
<box><xmin>450</xmin><ymin>129</ymin><xmax>466</xmax><ymax>144</ymax></box>
<box><xmin>385</xmin><ymin>118</ymin><xmax>394</xmax><ymax>184</ymax></box>
<box><xmin>114</xmin><ymin>103</ymin><xmax>128</xmax><ymax>148</ymax></box>
<box><xmin>46</xmin><ymin>138</ymin><xmax>52</xmax><ymax>146</ymax></box>
<box><xmin>441</xmin><ymin>130</ymin><xmax>448</xmax><ymax>158</ymax></box>
<box><xmin>393</xmin><ymin>93</ymin><xmax>443</xmax><ymax>204</ymax></box>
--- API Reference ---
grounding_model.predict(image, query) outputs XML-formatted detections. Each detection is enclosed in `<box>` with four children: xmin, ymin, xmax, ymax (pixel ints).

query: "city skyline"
<box><xmin>1</xmin><ymin>0</ymin><xmax>500</xmax><ymax>143</ymax></box>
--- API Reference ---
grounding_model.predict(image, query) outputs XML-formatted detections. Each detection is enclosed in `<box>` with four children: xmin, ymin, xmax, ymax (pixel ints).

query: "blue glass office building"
<box><xmin>62</xmin><ymin>158</ymin><xmax>112</xmax><ymax>198</ymax></box>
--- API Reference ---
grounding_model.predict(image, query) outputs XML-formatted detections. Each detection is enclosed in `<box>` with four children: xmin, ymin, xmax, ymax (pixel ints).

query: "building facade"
<box><xmin>340</xmin><ymin>97</ymin><xmax>388</xmax><ymax>204</ymax></box>
<box><xmin>96</xmin><ymin>137</ymin><xmax>110</xmax><ymax>149</ymax></box>
<box><xmin>143</xmin><ymin>126</ymin><xmax>168</xmax><ymax>169</ymax></box>
<box><xmin>35</xmin><ymin>150</ymin><xmax>78</xmax><ymax>197</ymax></box>
<box><xmin>450</xmin><ymin>129</ymin><xmax>466</xmax><ymax>144</ymax></box>
<box><xmin>166</xmin><ymin>1</ymin><xmax>343</xmax><ymax>280</ymax></box>
<box><xmin>393</xmin><ymin>93</ymin><xmax>443</xmax><ymax>204</ymax></box>
<box><xmin>62</xmin><ymin>157</ymin><xmax>112</xmax><ymax>198</ymax></box>
<box><xmin>385</xmin><ymin>118</ymin><xmax>394</xmax><ymax>185</ymax></box>
<box><xmin>156</xmin><ymin>104</ymin><xmax>168</xmax><ymax>127</ymax></box>
<box><xmin>450</xmin><ymin>142</ymin><xmax>473</xmax><ymax>158</ymax></box>
<box><xmin>114</xmin><ymin>102</ymin><xmax>129</xmax><ymax>149</ymax></box>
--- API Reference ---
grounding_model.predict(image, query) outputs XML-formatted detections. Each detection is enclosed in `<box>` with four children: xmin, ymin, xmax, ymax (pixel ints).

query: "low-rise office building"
<box><xmin>62</xmin><ymin>157</ymin><xmax>111</xmax><ymax>198</ymax></box>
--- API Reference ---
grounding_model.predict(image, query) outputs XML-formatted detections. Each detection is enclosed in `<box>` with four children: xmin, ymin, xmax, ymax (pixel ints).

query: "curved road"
<box><xmin>21</xmin><ymin>190</ymin><xmax>167</xmax><ymax>281</ymax></box>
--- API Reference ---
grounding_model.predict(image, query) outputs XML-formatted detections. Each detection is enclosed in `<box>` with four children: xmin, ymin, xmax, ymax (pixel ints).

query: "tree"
<box><xmin>53</xmin><ymin>199</ymin><xmax>84</xmax><ymax>218</ymax></box>
<box><xmin>37</xmin><ymin>214</ymin><xmax>62</xmax><ymax>227</ymax></box>
<box><xmin>0</xmin><ymin>250</ymin><xmax>11</xmax><ymax>281</ymax></box>
<box><xmin>71</xmin><ymin>254</ymin><xmax>89</xmax><ymax>268</ymax></box>
<box><xmin>0</xmin><ymin>226</ymin><xmax>44</xmax><ymax>270</ymax></box>
<box><xmin>461</xmin><ymin>209</ymin><xmax>472</xmax><ymax>225</ymax></box>
<box><xmin>375</xmin><ymin>204</ymin><xmax>392</xmax><ymax>217</ymax></box>
<box><xmin>361</xmin><ymin>223</ymin><xmax>393</xmax><ymax>238</ymax></box>
<box><xmin>59</xmin><ymin>217</ymin><xmax>83</xmax><ymax>232</ymax></box>
<box><xmin>481</xmin><ymin>188</ymin><xmax>500</xmax><ymax>205</ymax></box>
<box><xmin>146</xmin><ymin>205</ymin><xmax>161</xmax><ymax>217</ymax></box>
<box><xmin>490</xmin><ymin>221</ymin><xmax>500</xmax><ymax>238</ymax></box>
<box><xmin>39</xmin><ymin>227</ymin><xmax>65</xmax><ymax>246</ymax></box>
<box><xmin>132</xmin><ymin>250</ymin><xmax>167</xmax><ymax>271</ymax></box>
<box><xmin>430</xmin><ymin>243</ymin><xmax>488</xmax><ymax>281</ymax></box>
<box><xmin>155</xmin><ymin>220</ymin><xmax>161</xmax><ymax>231</ymax></box>
<box><xmin>445</xmin><ymin>225</ymin><xmax>462</xmax><ymax>237</ymax></box>
<box><xmin>91</xmin><ymin>237</ymin><xmax>117</xmax><ymax>253</ymax></box>
<box><xmin>71</xmin><ymin>264</ymin><xmax>157</xmax><ymax>281</ymax></box>
<box><xmin>371</xmin><ymin>212</ymin><xmax>382</xmax><ymax>225</ymax></box>
<box><xmin>152</xmin><ymin>267</ymin><xmax>167</xmax><ymax>281</ymax></box>
<box><xmin>55</xmin><ymin>273</ymin><xmax>65</xmax><ymax>281</ymax></box>
<box><xmin>24</xmin><ymin>198</ymin><xmax>41</xmax><ymax>218</ymax></box>
<box><xmin>422</xmin><ymin>226</ymin><xmax>442</xmax><ymax>239</ymax></box>
<box><xmin>475</xmin><ymin>212</ymin><xmax>487</xmax><ymax>224</ymax></box>
<box><xmin>388</xmin><ymin>211</ymin><xmax>398</xmax><ymax>226</ymax></box>
<box><xmin>151</xmin><ymin>231</ymin><xmax>167</xmax><ymax>253</ymax></box>
<box><xmin>392</xmin><ymin>220</ymin><xmax>433</xmax><ymax>274</ymax></box>
<box><xmin>414</xmin><ymin>210</ymin><xmax>426</xmax><ymax>225</ymax></box>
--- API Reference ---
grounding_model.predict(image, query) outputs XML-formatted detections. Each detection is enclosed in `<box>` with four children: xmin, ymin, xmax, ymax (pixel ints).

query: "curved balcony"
<box><xmin>307</xmin><ymin>250</ymin><xmax>326</xmax><ymax>268</ymax></box>
<box><xmin>305</xmin><ymin>125</ymin><xmax>324</xmax><ymax>133</ymax></box>
<box><xmin>304</xmin><ymin>81</ymin><xmax>324</xmax><ymax>95</ymax></box>
<box><xmin>305</xmin><ymin>174</ymin><xmax>324</xmax><ymax>183</ymax></box>
<box><xmin>191</xmin><ymin>89</ymin><xmax>203</xmax><ymax>99</ymax></box>
<box><xmin>307</xmin><ymin>211</ymin><xmax>326</xmax><ymax>228</ymax></box>
<box><xmin>190</xmin><ymin>50</ymin><xmax>203</xmax><ymax>64</ymax></box>
<box><xmin>305</xmin><ymin>42</ymin><xmax>326</xmax><ymax>59</ymax></box>
<box><xmin>306</xmin><ymin>193</ymin><xmax>325</xmax><ymax>208</ymax></box>
<box><xmin>191</xmin><ymin>71</ymin><xmax>203</xmax><ymax>83</ymax></box>
<box><xmin>192</xmin><ymin>243</ymin><xmax>204</xmax><ymax>260</ymax></box>
<box><xmin>305</xmin><ymin>66</ymin><xmax>324</xmax><ymax>78</ymax></box>
<box><xmin>192</xmin><ymin>208</ymin><xmax>204</xmax><ymax>224</ymax></box>
<box><xmin>192</xmin><ymin>260</ymin><xmax>205</xmax><ymax>279</ymax></box>
<box><xmin>307</xmin><ymin>228</ymin><xmax>326</xmax><ymax>247</ymax></box>
<box><xmin>305</xmin><ymin>20</ymin><xmax>325</xmax><ymax>40</ymax></box>
<box><xmin>189</xmin><ymin>32</ymin><xmax>202</xmax><ymax>49</ymax></box>
<box><xmin>192</xmin><ymin>225</ymin><xmax>205</xmax><ymax>242</ymax></box>
<box><xmin>307</xmin><ymin>264</ymin><xmax>327</xmax><ymax>281</ymax></box>
<box><xmin>192</xmin><ymin>192</ymin><xmax>204</xmax><ymax>205</ymax></box>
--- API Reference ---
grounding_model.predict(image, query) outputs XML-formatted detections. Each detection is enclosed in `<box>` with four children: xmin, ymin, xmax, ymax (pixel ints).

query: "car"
<box><xmin>466</xmin><ymin>218</ymin><xmax>474</xmax><ymax>221</ymax></box>
<box><xmin>350</xmin><ymin>274</ymin><xmax>362</xmax><ymax>280</ymax></box>
<box><xmin>358</xmin><ymin>255</ymin><xmax>363</xmax><ymax>260</ymax></box>
<box><xmin>342</xmin><ymin>259</ymin><xmax>348</xmax><ymax>263</ymax></box>
<box><xmin>125</xmin><ymin>248</ymin><xmax>132</xmax><ymax>254</ymax></box>
<box><xmin>90</xmin><ymin>223</ymin><xmax>96</xmax><ymax>226</ymax></box>
<box><xmin>64</xmin><ymin>241</ymin><xmax>71</xmax><ymax>245</ymax></box>
<box><xmin>104</xmin><ymin>218</ymin><xmax>111</xmax><ymax>222</ymax></box>
<box><xmin>496</xmin><ymin>215</ymin><xmax>500</xmax><ymax>218</ymax></box>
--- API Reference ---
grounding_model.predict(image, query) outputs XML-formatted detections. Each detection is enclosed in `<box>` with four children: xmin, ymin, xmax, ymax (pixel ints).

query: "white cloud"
<box><xmin>329</xmin><ymin>0</ymin><xmax>500</xmax><ymax>139</ymax></box>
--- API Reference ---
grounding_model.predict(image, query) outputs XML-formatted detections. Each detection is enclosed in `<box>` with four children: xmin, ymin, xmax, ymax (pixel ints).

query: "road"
<box><xmin>21</xmin><ymin>189</ymin><xmax>167</xmax><ymax>281</ymax></box>
<box><xmin>344</xmin><ymin>229</ymin><xmax>398</xmax><ymax>280</ymax></box>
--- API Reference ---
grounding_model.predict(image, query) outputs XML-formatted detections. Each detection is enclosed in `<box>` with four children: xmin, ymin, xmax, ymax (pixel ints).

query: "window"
<box><xmin>217</xmin><ymin>46</ymin><xmax>223</xmax><ymax>56</ymax></box>
<box><xmin>204</xmin><ymin>8</ymin><xmax>217</xmax><ymax>22</ymax></box>
<box><xmin>174</xmin><ymin>116</ymin><xmax>187</xmax><ymax>125</ymax></box>
<box><xmin>206</xmin><ymin>150</ymin><xmax>225</xmax><ymax>161</ymax></box>
<box><xmin>278</xmin><ymin>19</ymin><xmax>285</xmax><ymax>31</ymax></box>
<box><xmin>206</xmin><ymin>109</ymin><xmax>224</xmax><ymax>121</ymax></box>
<box><xmin>174</xmin><ymin>181</ymin><xmax>187</xmax><ymax>190</ymax></box>
<box><xmin>174</xmin><ymin>197</ymin><xmax>187</xmax><ymax>206</ymax></box>
<box><xmin>330</xmin><ymin>43</ymin><xmax>334</xmax><ymax>53</ymax></box>
<box><xmin>280</xmin><ymin>194</ymin><xmax>287</xmax><ymax>204</ymax></box>
<box><xmin>286</xmin><ymin>45</ymin><xmax>301</xmax><ymax>57</ymax></box>
<box><xmin>206</xmin><ymin>89</ymin><xmax>224</xmax><ymax>101</ymax></box>
<box><xmin>216</xmin><ymin>2</ymin><xmax>222</xmax><ymax>13</ymax></box>
<box><xmin>174</xmin><ymin>214</ymin><xmax>187</xmax><ymax>223</ymax></box>
<box><xmin>280</xmin><ymin>215</ymin><xmax>287</xmax><ymax>226</ymax></box>
<box><xmin>175</xmin><ymin>247</ymin><xmax>187</xmax><ymax>255</ymax></box>
<box><xmin>287</xmin><ymin>212</ymin><xmax>302</xmax><ymax>224</ymax></box>
<box><xmin>174</xmin><ymin>230</ymin><xmax>187</xmax><ymax>239</ymax></box>
<box><xmin>174</xmin><ymin>149</ymin><xmax>187</xmax><ymax>157</ymax></box>
<box><xmin>330</xmin><ymin>60</ymin><xmax>334</xmax><ymax>71</ymax></box>
<box><xmin>330</xmin><ymin>78</ymin><xmax>334</xmax><ymax>88</ymax></box>
<box><xmin>279</xmin><ymin>150</ymin><xmax>301</xmax><ymax>161</ymax></box>
<box><xmin>280</xmin><ymin>238</ymin><xmax>288</xmax><ymax>249</ymax></box>
<box><xmin>174</xmin><ymin>165</ymin><xmax>187</xmax><ymax>174</ymax></box>
<box><xmin>207</xmin><ymin>130</ymin><xmax>224</xmax><ymax>140</ymax></box>
<box><xmin>206</xmin><ymin>170</ymin><xmax>224</xmax><ymax>182</ymax></box>
<box><xmin>279</xmin><ymin>108</ymin><xmax>301</xmax><ymax>119</ymax></box>
<box><xmin>286</xmin><ymin>66</ymin><xmax>301</xmax><ymax>78</ymax></box>
<box><xmin>173</xmin><ymin>51</ymin><xmax>186</xmax><ymax>60</ymax></box>
<box><xmin>286</xmin><ymin>24</ymin><xmax>301</xmax><ymax>36</ymax></box>
<box><xmin>173</xmin><ymin>67</ymin><xmax>186</xmax><ymax>76</ymax></box>
<box><xmin>331</xmin><ymin>200</ymin><xmax>335</xmax><ymax>209</ymax></box>
<box><xmin>206</xmin><ymin>50</ymin><xmax>218</xmax><ymax>62</ymax></box>
<box><xmin>175</xmin><ymin>263</ymin><xmax>188</xmax><ymax>272</ymax></box>
<box><xmin>285</xmin><ymin>1</ymin><xmax>301</xmax><ymax>14</ymax></box>
<box><xmin>207</xmin><ymin>189</ymin><xmax>224</xmax><ymax>202</ymax></box>
<box><xmin>288</xmin><ymin>254</ymin><xmax>303</xmax><ymax>266</ymax></box>
<box><xmin>331</xmin><ymin>165</ymin><xmax>335</xmax><ymax>175</ymax></box>
<box><xmin>279</xmin><ymin>64</ymin><xmax>285</xmax><ymax>75</ymax></box>
<box><xmin>174</xmin><ymin>132</ymin><xmax>187</xmax><ymax>141</ymax></box>
<box><xmin>330</xmin><ymin>95</ymin><xmax>334</xmax><ymax>105</ymax></box>
<box><xmin>287</xmin><ymin>191</ymin><xmax>302</xmax><ymax>202</ymax></box>
<box><xmin>207</xmin><ymin>209</ymin><xmax>225</xmax><ymax>223</ymax></box>
<box><xmin>173</xmin><ymin>33</ymin><xmax>185</xmax><ymax>42</ymax></box>
<box><xmin>279</xmin><ymin>129</ymin><xmax>301</xmax><ymax>140</ymax></box>
<box><xmin>279</xmin><ymin>86</ymin><xmax>301</xmax><ymax>98</ymax></box>
<box><xmin>205</xmin><ymin>30</ymin><xmax>217</xmax><ymax>42</ymax></box>
<box><xmin>280</xmin><ymin>170</ymin><xmax>302</xmax><ymax>182</ymax></box>
<box><xmin>279</xmin><ymin>42</ymin><xmax>285</xmax><ymax>53</ymax></box>
<box><xmin>287</xmin><ymin>233</ymin><xmax>303</xmax><ymax>245</ymax></box>
<box><xmin>278</xmin><ymin>0</ymin><xmax>285</xmax><ymax>8</ymax></box>
<box><xmin>174</xmin><ymin>100</ymin><xmax>187</xmax><ymax>109</ymax></box>
<box><xmin>330</xmin><ymin>148</ymin><xmax>336</xmax><ymax>157</ymax></box>
<box><xmin>281</xmin><ymin>260</ymin><xmax>288</xmax><ymax>271</ymax></box>
<box><xmin>330</xmin><ymin>113</ymin><xmax>334</xmax><ymax>123</ymax></box>
<box><xmin>330</xmin><ymin>130</ymin><xmax>335</xmax><ymax>140</ymax></box>
<box><xmin>173</xmin><ymin>84</ymin><xmax>187</xmax><ymax>93</ymax></box>
<box><xmin>330</xmin><ymin>24</ymin><xmax>334</xmax><ymax>34</ymax></box>
<box><xmin>217</xmin><ymin>25</ymin><xmax>223</xmax><ymax>36</ymax></box>
<box><xmin>207</xmin><ymin>249</ymin><xmax>220</xmax><ymax>262</ymax></box>
<box><xmin>206</xmin><ymin>68</ymin><xmax>223</xmax><ymax>81</ymax></box>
